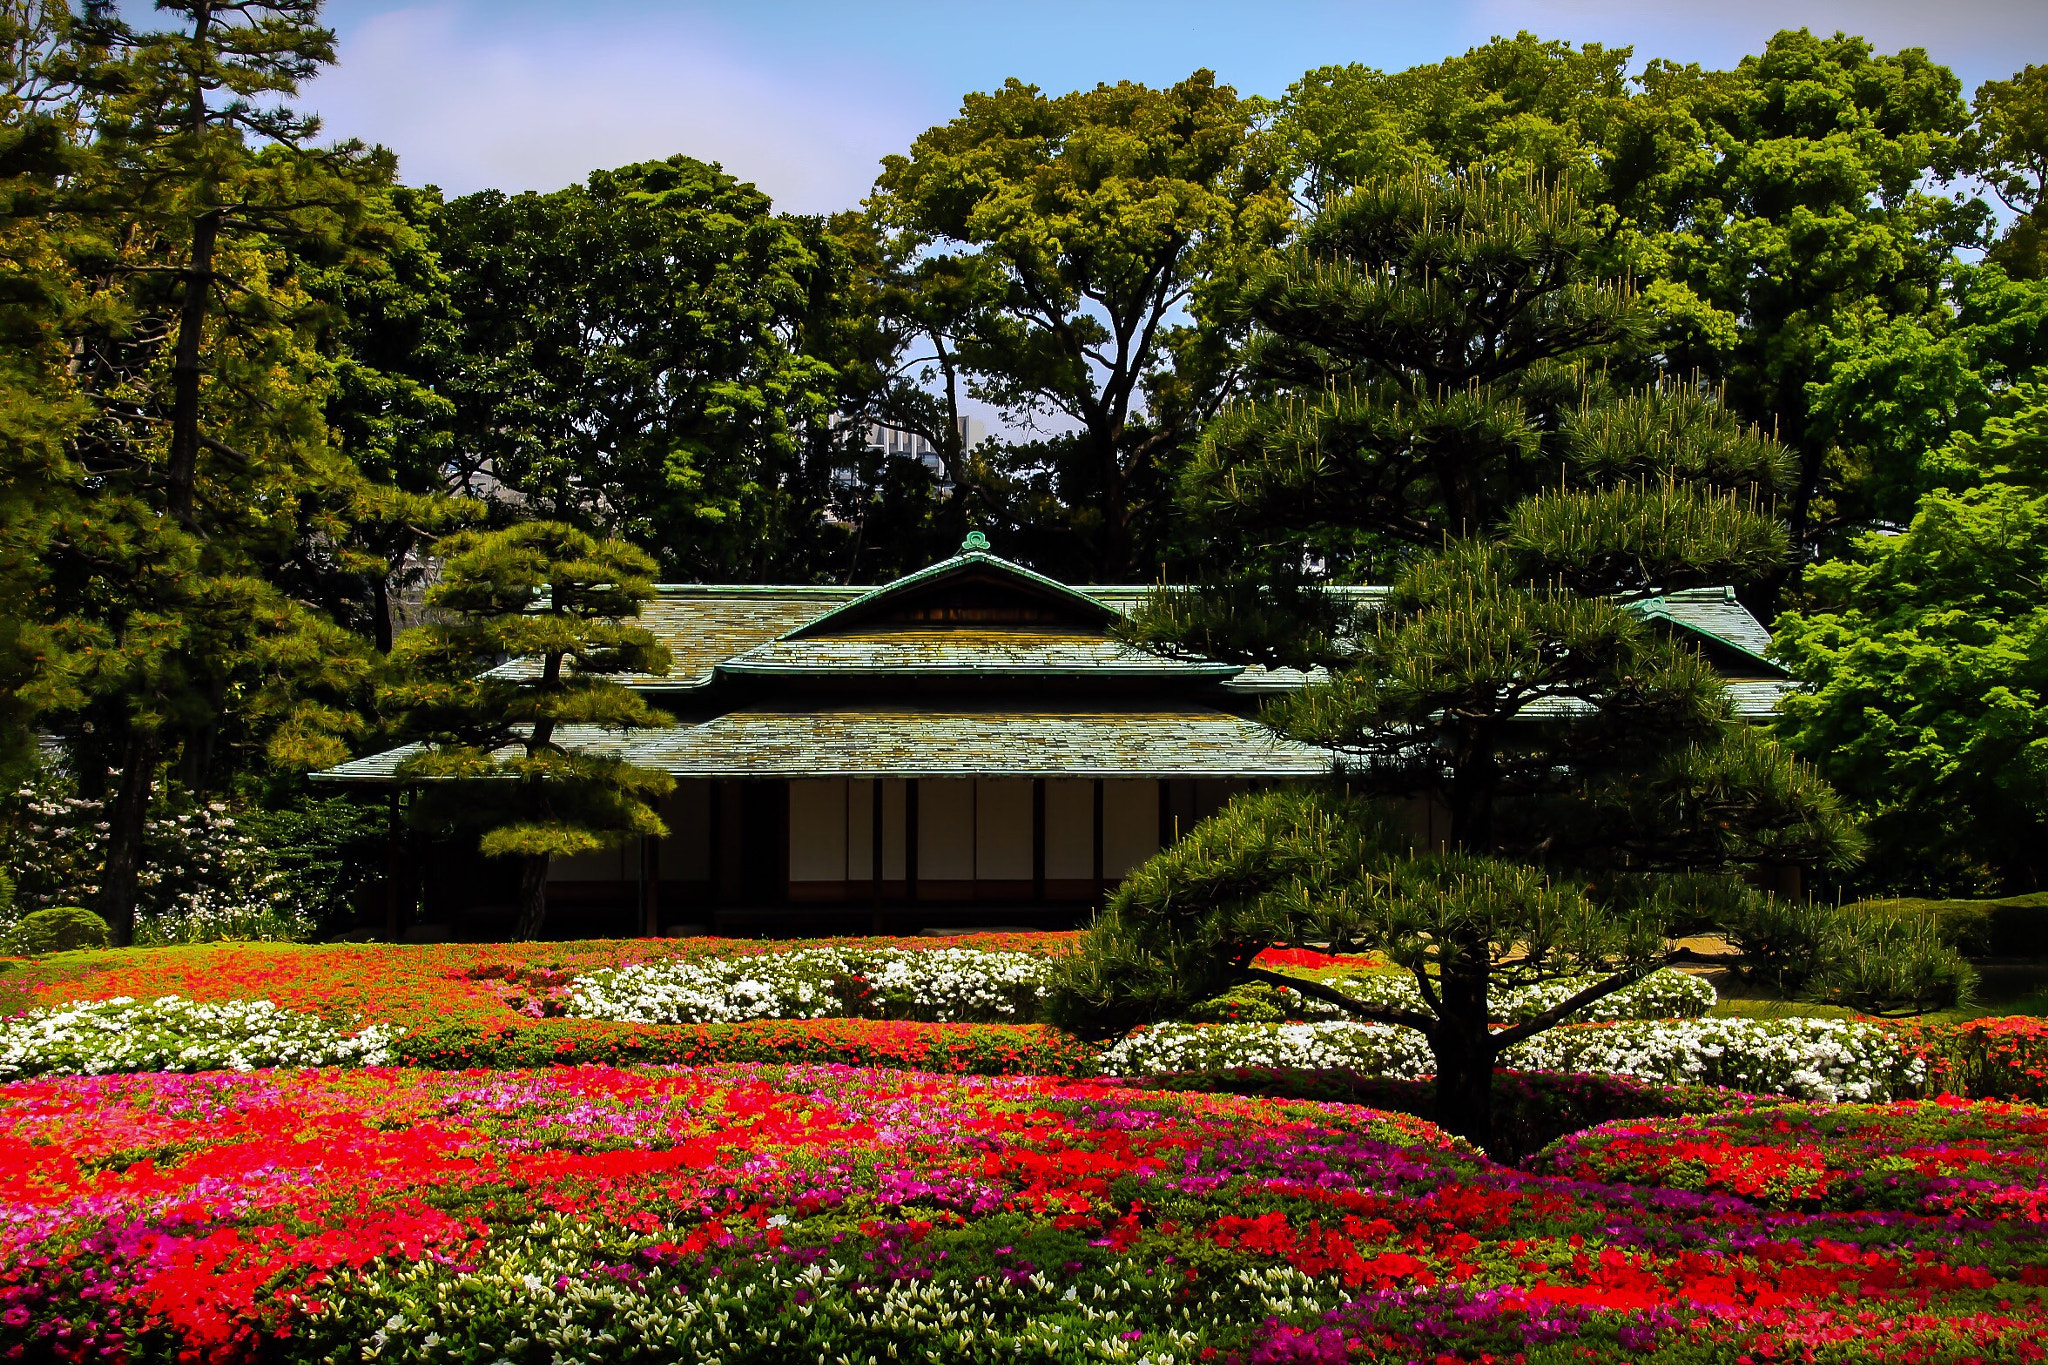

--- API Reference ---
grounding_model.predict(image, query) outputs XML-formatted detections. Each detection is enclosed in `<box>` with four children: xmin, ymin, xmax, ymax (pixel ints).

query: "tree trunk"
<box><xmin>96</xmin><ymin>733</ymin><xmax>159</xmax><ymax>947</ymax></box>
<box><xmin>1428</xmin><ymin>1017</ymin><xmax>1496</xmax><ymax>1152</ymax></box>
<box><xmin>372</xmin><ymin>572</ymin><xmax>395</xmax><ymax>656</ymax></box>
<box><xmin>167</xmin><ymin>207</ymin><xmax>220</xmax><ymax>527</ymax></box>
<box><xmin>512</xmin><ymin>854</ymin><xmax>549</xmax><ymax>941</ymax></box>
<box><xmin>1428</xmin><ymin>943</ymin><xmax>1496</xmax><ymax>1149</ymax></box>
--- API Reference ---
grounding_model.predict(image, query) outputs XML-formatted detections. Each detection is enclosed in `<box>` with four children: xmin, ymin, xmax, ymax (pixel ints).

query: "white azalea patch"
<box><xmin>0</xmin><ymin>995</ymin><xmax>400</xmax><ymax>1078</ymax></box>
<box><xmin>1100</xmin><ymin>1015</ymin><xmax>1922</xmax><ymax>1102</ymax></box>
<box><xmin>565</xmin><ymin>948</ymin><xmax>1053</xmax><ymax>1025</ymax></box>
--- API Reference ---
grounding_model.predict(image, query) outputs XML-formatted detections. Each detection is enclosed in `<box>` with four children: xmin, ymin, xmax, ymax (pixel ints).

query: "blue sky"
<box><xmin>300</xmin><ymin>0</ymin><xmax>2048</xmax><ymax>214</ymax></box>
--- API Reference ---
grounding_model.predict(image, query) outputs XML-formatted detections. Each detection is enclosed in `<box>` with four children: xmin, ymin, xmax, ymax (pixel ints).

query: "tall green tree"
<box><xmin>1271</xmin><ymin>33</ymin><xmax>1645</xmax><ymax>208</ymax></box>
<box><xmin>1970</xmin><ymin>63</ymin><xmax>2048</xmax><ymax>280</ymax></box>
<box><xmin>435</xmin><ymin>157</ymin><xmax>853</xmax><ymax>582</ymax></box>
<box><xmin>1776</xmin><ymin>389</ymin><xmax>2048</xmax><ymax>894</ymax></box>
<box><xmin>870</xmin><ymin>71</ymin><xmax>1291</xmax><ymax>578</ymax></box>
<box><xmin>17</xmin><ymin>0</ymin><xmax>408</xmax><ymax>940</ymax></box>
<box><xmin>1054</xmin><ymin>173</ymin><xmax>1865</xmax><ymax>1149</ymax></box>
<box><xmin>1268</xmin><ymin>31</ymin><xmax>1989</xmax><ymax>572</ymax></box>
<box><xmin>0</xmin><ymin>0</ymin><xmax>91</xmax><ymax>780</ymax></box>
<box><xmin>1637</xmin><ymin>31</ymin><xmax>1984</xmax><ymax>567</ymax></box>
<box><xmin>388</xmin><ymin>522</ymin><xmax>673</xmax><ymax>941</ymax></box>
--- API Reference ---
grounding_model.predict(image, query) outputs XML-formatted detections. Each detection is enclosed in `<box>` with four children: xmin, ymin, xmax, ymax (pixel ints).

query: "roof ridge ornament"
<box><xmin>960</xmin><ymin>530</ymin><xmax>990</xmax><ymax>553</ymax></box>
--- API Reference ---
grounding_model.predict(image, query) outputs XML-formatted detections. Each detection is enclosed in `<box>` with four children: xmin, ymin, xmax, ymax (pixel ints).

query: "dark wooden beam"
<box><xmin>906</xmin><ymin>779</ymin><xmax>920</xmax><ymax>906</ymax></box>
<box><xmin>871</xmin><ymin>778</ymin><xmax>885</xmax><ymax>933</ymax></box>
<box><xmin>1031</xmin><ymin>777</ymin><xmax>1046</xmax><ymax>904</ymax></box>
<box><xmin>1092</xmin><ymin>778</ymin><xmax>1106</xmax><ymax>908</ymax></box>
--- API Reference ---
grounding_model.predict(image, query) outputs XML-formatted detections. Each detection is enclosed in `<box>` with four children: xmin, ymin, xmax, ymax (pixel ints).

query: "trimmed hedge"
<box><xmin>393</xmin><ymin>1016</ymin><xmax>1098</xmax><ymax>1075</ymax></box>
<box><xmin>1127</xmin><ymin>1067</ymin><xmax>1769</xmax><ymax>1164</ymax></box>
<box><xmin>1850</xmin><ymin>892</ymin><xmax>2048</xmax><ymax>958</ymax></box>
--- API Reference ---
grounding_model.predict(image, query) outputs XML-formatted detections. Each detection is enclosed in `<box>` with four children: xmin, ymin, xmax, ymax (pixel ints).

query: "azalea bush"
<box><xmin>566</xmin><ymin>947</ymin><xmax>1053</xmax><ymax>1024</ymax></box>
<box><xmin>1105</xmin><ymin>1017</ymin><xmax>1929</xmax><ymax>1102</ymax></box>
<box><xmin>0</xmin><ymin>995</ymin><xmax>400</xmax><ymax>1078</ymax></box>
<box><xmin>394</xmin><ymin>1016</ymin><xmax>1096</xmax><ymax>1075</ymax></box>
<box><xmin>1502</xmin><ymin>1017</ymin><xmax>1932</xmax><ymax>1102</ymax></box>
<box><xmin>1533</xmin><ymin>1097</ymin><xmax>2048</xmax><ymax>1218</ymax></box>
<box><xmin>3</xmin><ymin>1064</ymin><xmax>2046</xmax><ymax>1363</ymax></box>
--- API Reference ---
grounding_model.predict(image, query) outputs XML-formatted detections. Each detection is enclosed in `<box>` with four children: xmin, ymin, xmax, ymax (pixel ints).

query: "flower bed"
<box><xmin>1532</xmin><ymin>1096</ymin><xmax>2048</xmax><ymax>1218</ymax></box>
<box><xmin>3</xmin><ymin>1065</ymin><xmax>2045</xmax><ymax>1363</ymax></box>
<box><xmin>1105</xmin><ymin>1016</ymin><xmax>1931</xmax><ymax>1101</ymax></box>
<box><xmin>0</xmin><ymin>934</ymin><xmax>1081</xmax><ymax>1031</ymax></box>
<box><xmin>0</xmin><ymin>996</ymin><xmax>399</xmax><ymax>1078</ymax></box>
<box><xmin>566</xmin><ymin>946</ymin><xmax>1053</xmax><ymax>1024</ymax></box>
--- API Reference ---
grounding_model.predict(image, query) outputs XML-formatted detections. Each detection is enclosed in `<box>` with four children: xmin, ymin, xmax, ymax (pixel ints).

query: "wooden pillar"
<box><xmin>1158</xmin><ymin>780</ymin><xmax>1172</xmax><ymax>851</ymax></box>
<box><xmin>1031</xmin><ymin>778</ymin><xmax>1046</xmax><ymax>905</ymax></box>
<box><xmin>1091</xmin><ymin>778</ymin><xmax>1106</xmax><ymax>907</ymax></box>
<box><xmin>383</xmin><ymin>787</ymin><xmax>402</xmax><ymax>940</ymax></box>
<box><xmin>906</xmin><ymin>778</ymin><xmax>920</xmax><ymax>905</ymax></box>
<box><xmin>870</xmin><ymin>778</ymin><xmax>885</xmax><ymax>934</ymax></box>
<box><xmin>641</xmin><ymin>834</ymin><xmax>660</xmax><ymax>938</ymax></box>
<box><xmin>708</xmin><ymin>782</ymin><xmax>724</xmax><ymax>909</ymax></box>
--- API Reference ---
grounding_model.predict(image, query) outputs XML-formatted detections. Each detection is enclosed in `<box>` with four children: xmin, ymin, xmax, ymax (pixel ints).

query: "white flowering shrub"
<box><xmin>1499</xmin><ymin>1017</ymin><xmax>1926</xmax><ymax>1102</ymax></box>
<box><xmin>567</xmin><ymin>948</ymin><xmax>1054</xmax><ymax>1025</ymax></box>
<box><xmin>3</xmin><ymin>765</ymin><xmax>312</xmax><ymax>945</ymax></box>
<box><xmin>0</xmin><ymin>996</ymin><xmax>401</xmax><ymax>1078</ymax></box>
<box><xmin>1100</xmin><ymin>1021</ymin><xmax>1434</xmax><ymax>1079</ymax></box>
<box><xmin>1290</xmin><ymin>968</ymin><xmax>1716</xmax><ymax>1024</ymax></box>
<box><xmin>1099</xmin><ymin>1017</ymin><xmax>1922</xmax><ymax>1102</ymax></box>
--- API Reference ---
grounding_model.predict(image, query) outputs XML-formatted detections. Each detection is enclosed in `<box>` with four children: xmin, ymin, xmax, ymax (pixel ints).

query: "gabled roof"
<box><xmin>1633</xmin><ymin>587</ymin><xmax>1787</xmax><ymax>678</ymax></box>
<box><xmin>784</xmin><ymin>535</ymin><xmax>1118</xmax><ymax>638</ymax></box>
<box><xmin>722</xmin><ymin>630</ymin><xmax>1241</xmax><ymax>679</ymax></box>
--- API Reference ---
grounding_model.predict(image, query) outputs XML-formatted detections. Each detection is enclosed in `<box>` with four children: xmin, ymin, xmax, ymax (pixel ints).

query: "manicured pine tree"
<box><xmin>1051</xmin><ymin>174</ymin><xmax>1909</xmax><ymax>1149</ymax></box>
<box><xmin>388</xmin><ymin>523</ymin><xmax>674</xmax><ymax>941</ymax></box>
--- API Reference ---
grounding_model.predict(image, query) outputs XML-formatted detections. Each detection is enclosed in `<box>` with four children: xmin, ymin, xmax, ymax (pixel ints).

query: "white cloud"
<box><xmin>302</xmin><ymin>2</ymin><xmax>927</xmax><ymax>211</ymax></box>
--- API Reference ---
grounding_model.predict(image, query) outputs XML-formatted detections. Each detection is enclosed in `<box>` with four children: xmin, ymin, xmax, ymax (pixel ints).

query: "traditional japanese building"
<box><xmin>315</xmin><ymin>535</ymin><xmax>1794</xmax><ymax>939</ymax></box>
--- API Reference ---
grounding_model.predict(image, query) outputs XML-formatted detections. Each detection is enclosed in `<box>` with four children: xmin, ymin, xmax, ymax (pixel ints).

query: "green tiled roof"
<box><xmin>721</xmin><ymin>630</ymin><xmax>1241</xmax><ymax>678</ymax></box>
<box><xmin>1516</xmin><ymin>678</ymin><xmax>1794</xmax><ymax>721</ymax></box>
<box><xmin>1632</xmin><ymin>587</ymin><xmax>1786</xmax><ymax>677</ymax></box>
<box><xmin>786</xmin><ymin>548</ymin><xmax>1116</xmax><ymax>638</ymax></box>
<box><xmin>485</xmin><ymin>586</ymin><xmax>864</xmax><ymax>690</ymax></box>
<box><xmin>311</xmin><ymin>724</ymin><xmax>667</xmax><ymax>784</ymax></box>
<box><xmin>626</xmin><ymin>703</ymin><xmax>1331</xmax><ymax>779</ymax></box>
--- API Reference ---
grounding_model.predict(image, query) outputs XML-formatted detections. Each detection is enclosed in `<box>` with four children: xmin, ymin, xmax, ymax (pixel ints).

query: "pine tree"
<box><xmin>8</xmin><ymin>1</ymin><xmax>410</xmax><ymax>941</ymax></box>
<box><xmin>1051</xmin><ymin>173</ymin><xmax>1898</xmax><ymax>1149</ymax></box>
<box><xmin>387</xmin><ymin>523</ymin><xmax>674</xmax><ymax>941</ymax></box>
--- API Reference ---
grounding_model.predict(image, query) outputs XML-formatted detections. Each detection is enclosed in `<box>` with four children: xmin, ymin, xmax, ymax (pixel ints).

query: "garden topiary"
<box><xmin>9</xmin><ymin>906</ymin><xmax>112</xmax><ymax>955</ymax></box>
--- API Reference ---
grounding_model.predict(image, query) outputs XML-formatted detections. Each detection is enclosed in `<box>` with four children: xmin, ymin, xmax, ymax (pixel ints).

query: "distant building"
<box><xmin>847</xmin><ymin>416</ymin><xmax>982</xmax><ymax>489</ymax></box>
<box><xmin>316</xmin><ymin>535</ymin><xmax>1796</xmax><ymax>941</ymax></box>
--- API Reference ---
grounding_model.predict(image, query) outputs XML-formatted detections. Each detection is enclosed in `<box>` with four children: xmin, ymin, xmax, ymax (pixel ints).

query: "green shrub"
<box><xmin>1723</xmin><ymin>895</ymin><xmax>1835</xmax><ymax>995</ymax></box>
<box><xmin>1812</xmin><ymin>913</ymin><xmax>1978</xmax><ymax>1016</ymax></box>
<box><xmin>1849</xmin><ymin>892</ymin><xmax>2048</xmax><ymax>958</ymax></box>
<box><xmin>1184</xmin><ymin>981</ymin><xmax>1302</xmax><ymax>1023</ymax></box>
<box><xmin>7</xmin><ymin>906</ymin><xmax>111</xmax><ymax>955</ymax></box>
<box><xmin>394</xmin><ymin>1017</ymin><xmax>1099</xmax><ymax>1075</ymax></box>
